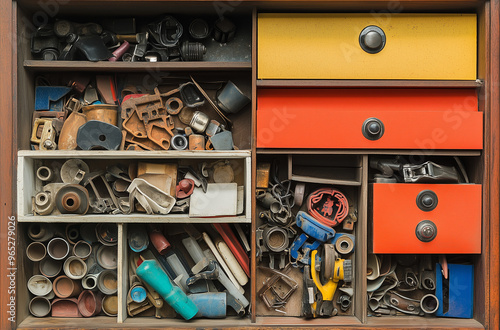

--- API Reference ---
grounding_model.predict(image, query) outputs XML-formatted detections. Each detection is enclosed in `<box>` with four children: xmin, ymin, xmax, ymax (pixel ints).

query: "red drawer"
<box><xmin>256</xmin><ymin>89</ymin><xmax>483</xmax><ymax>149</ymax></box>
<box><xmin>371</xmin><ymin>183</ymin><xmax>482</xmax><ymax>254</ymax></box>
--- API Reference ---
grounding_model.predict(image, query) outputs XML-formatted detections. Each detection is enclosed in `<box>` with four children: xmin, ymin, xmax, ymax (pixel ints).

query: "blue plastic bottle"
<box><xmin>136</xmin><ymin>258</ymin><xmax>198</xmax><ymax>320</ymax></box>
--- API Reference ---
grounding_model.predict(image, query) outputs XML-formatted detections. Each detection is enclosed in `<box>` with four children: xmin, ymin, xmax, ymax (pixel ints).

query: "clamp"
<box><xmin>290</xmin><ymin>233</ymin><xmax>321</xmax><ymax>266</ymax></box>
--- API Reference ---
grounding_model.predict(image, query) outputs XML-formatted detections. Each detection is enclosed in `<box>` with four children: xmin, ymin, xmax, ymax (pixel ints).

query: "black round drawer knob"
<box><xmin>416</xmin><ymin>220</ymin><xmax>437</xmax><ymax>242</ymax></box>
<box><xmin>362</xmin><ymin>118</ymin><xmax>384</xmax><ymax>140</ymax></box>
<box><xmin>359</xmin><ymin>26</ymin><xmax>386</xmax><ymax>54</ymax></box>
<box><xmin>416</xmin><ymin>190</ymin><xmax>438</xmax><ymax>211</ymax></box>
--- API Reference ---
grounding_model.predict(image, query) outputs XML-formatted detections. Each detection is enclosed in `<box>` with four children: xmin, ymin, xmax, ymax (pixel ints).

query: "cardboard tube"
<box><xmin>47</xmin><ymin>237</ymin><xmax>70</xmax><ymax>260</ymax></box>
<box><xmin>39</xmin><ymin>258</ymin><xmax>62</xmax><ymax>278</ymax></box>
<box><xmin>27</xmin><ymin>241</ymin><xmax>47</xmax><ymax>262</ymax></box>
<box><xmin>29</xmin><ymin>296</ymin><xmax>51</xmax><ymax>317</ymax></box>
<box><xmin>63</xmin><ymin>256</ymin><xmax>88</xmax><ymax>280</ymax></box>
<box><xmin>53</xmin><ymin>275</ymin><xmax>82</xmax><ymax>298</ymax></box>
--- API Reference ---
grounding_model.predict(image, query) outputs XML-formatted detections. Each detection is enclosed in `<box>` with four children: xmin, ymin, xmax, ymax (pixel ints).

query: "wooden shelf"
<box><xmin>18</xmin><ymin>149</ymin><xmax>251</xmax><ymax>159</ymax></box>
<box><xmin>257</xmin><ymin>149</ymin><xmax>482</xmax><ymax>156</ymax></box>
<box><xmin>16</xmin><ymin>315</ymin><xmax>485</xmax><ymax>329</ymax></box>
<box><xmin>366</xmin><ymin>316</ymin><xmax>485</xmax><ymax>329</ymax></box>
<box><xmin>18</xmin><ymin>214</ymin><xmax>251</xmax><ymax>223</ymax></box>
<box><xmin>257</xmin><ymin>79</ymin><xmax>483</xmax><ymax>88</ymax></box>
<box><xmin>17</xmin><ymin>316</ymin><xmax>253</xmax><ymax>329</ymax></box>
<box><xmin>24</xmin><ymin>60</ymin><xmax>252</xmax><ymax>72</ymax></box>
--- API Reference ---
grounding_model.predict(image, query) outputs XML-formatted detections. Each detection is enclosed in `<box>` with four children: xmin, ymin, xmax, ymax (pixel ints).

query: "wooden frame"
<box><xmin>1</xmin><ymin>0</ymin><xmax>498</xmax><ymax>329</ymax></box>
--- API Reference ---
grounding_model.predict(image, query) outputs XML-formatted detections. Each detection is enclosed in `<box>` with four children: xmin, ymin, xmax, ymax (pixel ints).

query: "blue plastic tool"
<box><xmin>290</xmin><ymin>233</ymin><xmax>321</xmax><ymax>265</ymax></box>
<box><xmin>296</xmin><ymin>211</ymin><xmax>336</xmax><ymax>242</ymax></box>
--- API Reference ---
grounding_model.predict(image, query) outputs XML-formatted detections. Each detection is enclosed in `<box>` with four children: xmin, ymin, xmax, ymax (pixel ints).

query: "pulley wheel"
<box><xmin>321</xmin><ymin>244</ymin><xmax>337</xmax><ymax>281</ymax></box>
<box><xmin>55</xmin><ymin>184</ymin><xmax>90</xmax><ymax>215</ymax></box>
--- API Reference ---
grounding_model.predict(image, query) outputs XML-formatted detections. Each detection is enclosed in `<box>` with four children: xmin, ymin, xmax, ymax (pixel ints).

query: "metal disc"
<box><xmin>322</xmin><ymin>244</ymin><xmax>336</xmax><ymax>281</ymax></box>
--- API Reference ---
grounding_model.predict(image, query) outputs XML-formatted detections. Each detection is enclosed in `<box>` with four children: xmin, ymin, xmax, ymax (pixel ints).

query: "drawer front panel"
<box><xmin>371</xmin><ymin>183</ymin><xmax>482</xmax><ymax>254</ymax></box>
<box><xmin>258</xmin><ymin>14</ymin><xmax>477</xmax><ymax>80</ymax></box>
<box><xmin>256</xmin><ymin>89</ymin><xmax>483</xmax><ymax>149</ymax></box>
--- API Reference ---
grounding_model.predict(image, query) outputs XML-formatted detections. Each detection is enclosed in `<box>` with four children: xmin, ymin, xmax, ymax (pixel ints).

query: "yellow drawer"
<box><xmin>257</xmin><ymin>13</ymin><xmax>477</xmax><ymax>80</ymax></box>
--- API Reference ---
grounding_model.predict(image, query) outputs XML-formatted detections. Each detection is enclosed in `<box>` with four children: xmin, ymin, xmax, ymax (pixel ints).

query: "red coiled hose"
<box><xmin>307</xmin><ymin>188</ymin><xmax>349</xmax><ymax>227</ymax></box>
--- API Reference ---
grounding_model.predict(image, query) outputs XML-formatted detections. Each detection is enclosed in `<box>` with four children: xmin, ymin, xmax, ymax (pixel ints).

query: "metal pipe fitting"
<box><xmin>81</xmin><ymin>273</ymin><xmax>99</xmax><ymax>290</ymax></box>
<box><xmin>27</xmin><ymin>241</ymin><xmax>47</xmax><ymax>262</ymax></box>
<box><xmin>101</xmin><ymin>295</ymin><xmax>118</xmax><ymax>316</ymax></box>
<box><xmin>171</xmin><ymin>134</ymin><xmax>188</xmax><ymax>150</ymax></box>
<box><xmin>53</xmin><ymin>275</ymin><xmax>82</xmax><ymax>298</ymax></box>
<box><xmin>73</xmin><ymin>240</ymin><xmax>92</xmax><ymax>260</ymax></box>
<box><xmin>29</xmin><ymin>296</ymin><xmax>52</xmax><ymax>317</ymax></box>
<box><xmin>189</xmin><ymin>111</ymin><xmax>209</xmax><ymax>133</ymax></box>
<box><xmin>97</xmin><ymin>270</ymin><xmax>118</xmax><ymax>295</ymax></box>
<box><xmin>65</xmin><ymin>224</ymin><xmax>80</xmax><ymax>245</ymax></box>
<box><xmin>78</xmin><ymin>290</ymin><xmax>102</xmax><ymax>317</ymax></box>
<box><xmin>263</xmin><ymin>226</ymin><xmax>290</xmax><ymax>253</ymax></box>
<box><xmin>28</xmin><ymin>223</ymin><xmax>55</xmax><ymax>242</ymax></box>
<box><xmin>39</xmin><ymin>258</ymin><xmax>62</xmax><ymax>278</ymax></box>
<box><xmin>420</xmin><ymin>294</ymin><xmax>439</xmax><ymax>314</ymax></box>
<box><xmin>96</xmin><ymin>245</ymin><xmax>118</xmax><ymax>270</ymax></box>
<box><xmin>95</xmin><ymin>223</ymin><xmax>118</xmax><ymax>246</ymax></box>
<box><xmin>37</xmin><ymin>166</ymin><xmax>54</xmax><ymax>181</ymax></box>
<box><xmin>47</xmin><ymin>237</ymin><xmax>70</xmax><ymax>260</ymax></box>
<box><xmin>63</xmin><ymin>256</ymin><xmax>88</xmax><ymax>280</ymax></box>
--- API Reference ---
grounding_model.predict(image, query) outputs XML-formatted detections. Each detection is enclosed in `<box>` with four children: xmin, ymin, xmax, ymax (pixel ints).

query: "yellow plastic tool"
<box><xmin>311</xmin><ymin>249</ymin><xmax>346</xmax><ymax>302</ymax></box>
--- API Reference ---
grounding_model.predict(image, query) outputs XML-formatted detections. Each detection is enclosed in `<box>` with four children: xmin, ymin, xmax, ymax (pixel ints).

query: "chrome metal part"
<box><xmin>189</xmin><ymin>111</ymin><xmax>210</xmax><ymax>133</ymax></box>
<box><xmin>403</xmin><ymin>161</ymin><xmax>459</xmax><ymax>183</ymax></box>
<box><xmin>359</xmin><ymin>25</ymin><xmax>386</xmax><ymax>54</ymax></box>
<box><xmin>420</xmin><ymin>294</ymin><xmax>439</xmax><ymax>314</ymax></box>
<box><xmin>415</xmin><ymin>220</ymin><xmax>437</xmax><ymax>242</ymax></box>
<box><xmin>39</xmin><ymin>120</ymin><xmax>57</xmax><ymax>150</ymax></box>
<box><xmin>171</xmin><ymin>134</ymin><xmax>188</xmax><ymax>150</ymax></box>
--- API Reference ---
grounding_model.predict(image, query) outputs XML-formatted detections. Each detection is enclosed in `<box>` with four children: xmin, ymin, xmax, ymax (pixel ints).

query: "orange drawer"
<box><xmin>256</xmin><ymin>89</ymin><xmax>483</xmax><ymax>149</ymax></box>
<box><xmin>371</xmin><ymin>183</ymin><xmax>482</xmax><ymax>254</ymax></box>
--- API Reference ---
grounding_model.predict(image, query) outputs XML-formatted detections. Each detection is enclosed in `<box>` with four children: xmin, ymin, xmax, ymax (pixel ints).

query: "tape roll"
<box><xmin>335</xmin><ymin>235</ymin><xmax>354</xmax><ymax>255</ymax></box>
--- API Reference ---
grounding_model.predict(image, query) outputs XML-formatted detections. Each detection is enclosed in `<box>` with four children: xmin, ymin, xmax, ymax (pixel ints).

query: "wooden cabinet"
<box><xmin>1</xmin><ymin>1</ymin><xmax>499</xmax><ymax>330</ymax></box>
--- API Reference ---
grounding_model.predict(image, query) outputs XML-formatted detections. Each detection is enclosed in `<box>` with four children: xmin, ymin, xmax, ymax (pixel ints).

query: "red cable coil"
<box><xmin>306</xmin><ymin>188</ymin><xmax>349</xmax><ymax>227</ymax></box>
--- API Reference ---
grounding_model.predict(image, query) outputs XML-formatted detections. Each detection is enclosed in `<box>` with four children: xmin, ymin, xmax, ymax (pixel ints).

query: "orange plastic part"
<box><xmin>256</xmin><ymin>89</ymin><xmax>483</xmax><ymax>149</ymax></box>
<box><xmin>371</xmin><ymin>183</ymin><xmax>482</xmax><ymax>254</ymax></box>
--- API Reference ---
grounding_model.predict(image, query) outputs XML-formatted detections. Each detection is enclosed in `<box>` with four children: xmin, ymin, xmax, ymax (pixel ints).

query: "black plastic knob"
<box><xmin>416</xmin><ymin>190</ymin><xmax>438</xmax><ymax>211</ymax></box>
<box><xmin>416</xmin><ymin>220</ymin><xmax>437</xmax><ymax>242</ymax></box>
<box><xmin>362</xmin><ymin>118</ymin><xmax>384</xmax><ymax>140</ymax></box>
<box><xmin>368</xmin><ymin>122</ymin><xmax>381</xmax><ymax>135</ymax></box>
<box><xmin>359</xmin><ymin>26</ymin><xmax>386</xmax><ymax>54</ymax></box>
